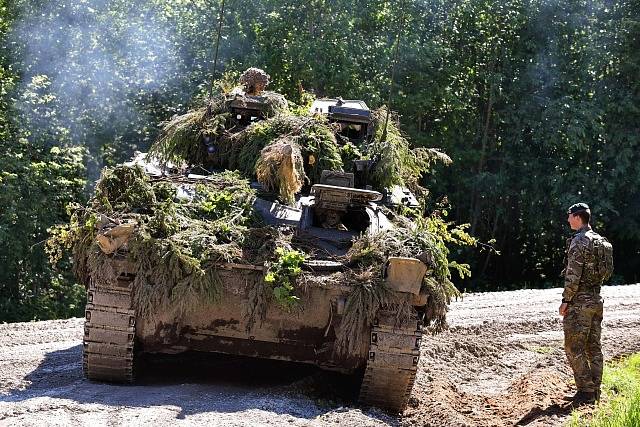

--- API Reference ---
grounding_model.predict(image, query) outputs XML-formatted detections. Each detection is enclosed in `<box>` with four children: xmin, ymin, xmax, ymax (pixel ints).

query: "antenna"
<box><xmin>207</xmin><ymin>0</ymin><xmax>227</xmax><ymax>111</ymax></box>
<box><xmin>381</xmin><ymin>3</ymin><xmax>407</xmax><ymax>142</ymax></box>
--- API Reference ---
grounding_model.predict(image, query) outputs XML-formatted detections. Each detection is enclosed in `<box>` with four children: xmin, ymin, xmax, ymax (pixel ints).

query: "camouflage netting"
<box><xmin>255</xmin><ymin>138</ymin><xmax>305</xmax><ymax>204</ymax></box>
<box><xmin>221</xmin><ymin>115</ymin><xmax>343</xmax><ymax>202</ymax></box>
<box><xmin>346</xmin><ymin>223</ymin><xmax>460</xmax><ymax>332</ymax></box>
<box><xmin>154</xmin><ymin>107</ymin><xmax>452</xmax><ymax>206</ymax></box>
<box><xmin>148</xmin><ymin>92</ymin><xmax>289</xmax><ymax>168</ymax></box>
<box><xmin>51</xmin><ymin>164</ymin><xmax>460</xmax><ymax>348</ymax></box>
<box><xmin>297</xmin><ymin>216</ymin><xmax>461</xmax><ymax>358</ymax></box>
<box><xmin>313</xmin><ymin>268</ymin><xmax>415</xmax><ymax>358</ymax></box>
<box><xmin>63</xmin><ymin>165</ymin><xmax>291</xmax><ymax>320</ymax></box>
<box><xmin>147</xmin><ymin>80</ymin><xmax>448</xmax><ymax>207</ymax></box>
<box><xmin>48</xmin><ymin>73</ymin><xmax>466</xmax><ymax>359</ymax></box>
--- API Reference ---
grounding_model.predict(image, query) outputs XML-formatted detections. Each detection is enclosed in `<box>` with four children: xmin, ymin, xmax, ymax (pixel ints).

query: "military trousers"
<box><xmin>563</xmin><ymin>294</ymin><xmax>604</xmax><ymax>393</ymax></box>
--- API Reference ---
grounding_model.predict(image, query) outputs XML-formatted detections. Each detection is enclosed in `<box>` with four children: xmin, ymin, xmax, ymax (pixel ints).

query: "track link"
<box><xmin>358</xmin><ymin>310</ymin><xmax>422</xmax><ymax>412</ymax></box>
<box><xmin>83</xmin><ymin>257</ymin><xmax>136</xmax><ymax>383</ymax></box>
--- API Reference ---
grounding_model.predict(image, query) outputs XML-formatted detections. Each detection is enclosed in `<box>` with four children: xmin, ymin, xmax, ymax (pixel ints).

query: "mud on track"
<box><xmin>1</xmin><ymin>284</ymin><xmax>639</xmax><ymax>426</ymax></box>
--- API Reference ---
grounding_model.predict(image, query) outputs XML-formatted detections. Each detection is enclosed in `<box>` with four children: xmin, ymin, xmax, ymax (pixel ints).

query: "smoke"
<box><xmin>9</xmin><ymin>0</ymin><xmax>190</xmax><ymax>168</ymax></box>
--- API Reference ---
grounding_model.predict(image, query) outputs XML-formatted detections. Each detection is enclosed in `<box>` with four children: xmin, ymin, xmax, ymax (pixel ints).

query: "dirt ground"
<box><xmin>1</xmin><ymin>284</ymin><xmax>639</xmax><ymax>426</ymax></box>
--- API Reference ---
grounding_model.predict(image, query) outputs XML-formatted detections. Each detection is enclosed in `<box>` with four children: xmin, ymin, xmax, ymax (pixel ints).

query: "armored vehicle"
<box><xmin>78</xmin><ymin>91</ymin><xmax>449</xmax><ymax>413</ymax></box>
<box><xmin>84</xmin><ymin>176</ymin><xmax>429</xmax><ymax>412</ymax></box>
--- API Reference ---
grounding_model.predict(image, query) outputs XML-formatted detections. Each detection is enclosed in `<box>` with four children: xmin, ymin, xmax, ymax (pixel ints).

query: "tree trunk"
<box><xmin>470</xmin><ymin>67</ymin><xmax>496</xmax><ymax>235</ymax></box>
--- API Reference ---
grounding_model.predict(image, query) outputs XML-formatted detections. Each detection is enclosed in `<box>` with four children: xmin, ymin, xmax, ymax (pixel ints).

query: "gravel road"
<box><xmin>1</xmin><ymin>284</ymin><xmax>639</xmax><ymax>426</ymax></box>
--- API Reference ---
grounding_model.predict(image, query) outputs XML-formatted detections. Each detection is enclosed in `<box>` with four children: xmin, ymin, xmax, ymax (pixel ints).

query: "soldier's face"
<box><xmin>567</xmin><ymin>214</ymin><xmax>582</xmax><ymax>230</ymax></box>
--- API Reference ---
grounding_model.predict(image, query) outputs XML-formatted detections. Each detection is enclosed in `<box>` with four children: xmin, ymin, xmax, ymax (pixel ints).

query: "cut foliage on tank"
<box><xmin>146</xmin><ymin>74</ymin><xmax>449</xmax><ymax>208</ymax></box>
<box><xmin>47</xmin><ymin>68</ymin><xmax>474</xmax><ymax>413</ymax></box>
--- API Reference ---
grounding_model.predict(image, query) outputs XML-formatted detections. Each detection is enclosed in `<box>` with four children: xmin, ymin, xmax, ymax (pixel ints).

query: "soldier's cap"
<box><xmin>567</xmin><ymin>202</ymin><xmax>590</xmax><ymax>215</ymax></box>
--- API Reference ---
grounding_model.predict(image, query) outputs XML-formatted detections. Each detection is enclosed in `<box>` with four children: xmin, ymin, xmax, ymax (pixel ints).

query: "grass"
<box><xmin>567</xmin><ymin>353</ymin><xmax>640</xmax><ymax>427</ymax></box>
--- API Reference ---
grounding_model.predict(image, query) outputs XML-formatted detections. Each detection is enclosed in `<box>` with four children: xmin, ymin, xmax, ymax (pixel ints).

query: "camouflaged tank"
<box><xmin>82</xmin><ymin>98</ymin><xmax>433</xmax><ymax>413</ymax></box>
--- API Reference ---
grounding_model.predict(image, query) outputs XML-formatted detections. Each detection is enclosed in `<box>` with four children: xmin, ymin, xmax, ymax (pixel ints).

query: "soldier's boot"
<box><xmin>563</xmin><ymin>390</ymin><xmax>585</xmax><ymax>401</ymax></box>
<box><xmin>569</xmin><ymin>391</ymin><xmax>596</xmax><ymax>407</ymax></box>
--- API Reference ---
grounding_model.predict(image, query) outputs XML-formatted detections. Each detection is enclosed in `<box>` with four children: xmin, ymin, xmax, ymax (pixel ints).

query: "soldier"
<box><xmin>559</xmin><ymin>202</ymin><xmax>609</xmax><ymax>406</ymax></box>
<box><xmin>238</xmin><ymin>67</ymin><xmax>270</xmax><ymax>96</ymax></box>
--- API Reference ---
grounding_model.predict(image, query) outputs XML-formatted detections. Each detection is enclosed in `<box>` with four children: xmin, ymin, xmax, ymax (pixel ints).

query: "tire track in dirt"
<box><xmin>403</xmin><ymin>284</ymin><xmax>640</xmax><ymax>427</ymax></box>
<box><xmin>0</xmin><ymin>285</ymin><xmax>639</xmax><ymax>426</ymax></box>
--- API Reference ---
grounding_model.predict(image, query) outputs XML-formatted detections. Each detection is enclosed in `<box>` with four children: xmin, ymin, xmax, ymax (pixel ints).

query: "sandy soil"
<box><xmin>1</xmin><ymin>284</ymin><xmax>639</xmax><ymax>426</ymax></box>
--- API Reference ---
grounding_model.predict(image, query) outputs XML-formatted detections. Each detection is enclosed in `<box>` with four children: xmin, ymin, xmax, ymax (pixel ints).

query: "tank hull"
<box><xmin>136</xmin><ymin>269</ymin><xmax>362</xmax><ymax>372</ymax></box>
<box><xmin>83</xmin><ymin>257</ymin><xmax>423</xmax><ymax>412</ymax></box>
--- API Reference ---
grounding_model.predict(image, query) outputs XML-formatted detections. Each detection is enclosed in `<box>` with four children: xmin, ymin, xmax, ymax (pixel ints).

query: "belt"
<box><xmin>576</xmin><ymin>284</ymin><xmax>601</xmax><ymax>296</ymax></box>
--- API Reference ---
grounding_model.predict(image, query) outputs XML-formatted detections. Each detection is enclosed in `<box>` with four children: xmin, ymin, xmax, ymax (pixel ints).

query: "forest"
<box><xmin>0</xmin><ymin>0</ymin><xmax>638</xmax><ymax>321</ymax></box>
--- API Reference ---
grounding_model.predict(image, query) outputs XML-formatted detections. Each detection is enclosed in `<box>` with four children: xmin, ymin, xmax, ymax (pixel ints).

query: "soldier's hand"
<box><xmin>559</xmin><ymin>302</ymin><xmax>568</xmax><ymax>317</ymax></box>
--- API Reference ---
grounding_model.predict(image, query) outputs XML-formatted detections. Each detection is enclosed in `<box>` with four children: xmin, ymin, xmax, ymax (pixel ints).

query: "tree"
<box><xmin>1</xmin><ymin>0</ymin><xmax>638</xmax><ymax>321</ymax></box>
<box><xmin>0</xmin><ymin>2</ymin><xmax>86</xmax><ymax>320</ymax></box>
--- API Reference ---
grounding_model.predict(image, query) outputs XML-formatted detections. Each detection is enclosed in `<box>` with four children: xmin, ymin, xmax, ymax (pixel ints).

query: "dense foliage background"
<box><xmin>1</xmin><ymin>0</ymin><xmax>638</xmax><ymax>321</ymax></box>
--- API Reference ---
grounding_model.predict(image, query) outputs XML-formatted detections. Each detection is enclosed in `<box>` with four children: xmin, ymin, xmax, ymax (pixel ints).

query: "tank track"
<box><xmin>358</xmin><ymin>310</ymin><xmax>422</xmax><ymax>412</ymax></box>
<box><xmin>83</xmin><ymin>258</ymin><xmax>137</xmax><ymax>383</ymax></box>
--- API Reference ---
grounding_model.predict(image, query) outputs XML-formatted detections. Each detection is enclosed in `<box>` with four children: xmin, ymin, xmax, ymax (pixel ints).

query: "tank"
<box><xmin>83</xmin><ymin>181</ymin><xmax>428</xmax><ymax>412</ymax></box>
<box><xmin>78</xmin><ymin>92</ymin><xmax>446</xmax><ymax>413</ymax></box>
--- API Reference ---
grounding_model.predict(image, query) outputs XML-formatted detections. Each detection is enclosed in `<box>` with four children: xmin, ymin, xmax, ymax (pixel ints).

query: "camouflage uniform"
<box><xmin>563</xmin><ymin>224</ymin><xmax>604</xmax><ymax>394</ymax></box>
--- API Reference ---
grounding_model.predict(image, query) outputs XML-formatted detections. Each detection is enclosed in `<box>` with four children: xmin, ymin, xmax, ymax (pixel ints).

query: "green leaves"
<box><xmin>2</xmin><ymin>0</ymin><xmax>640</xmax><ymax>322</ymax></box>
<box><xmin>0</xmin><ymin>90</ymin><xmax>87</xmax><ymax>320</ymax></box>
<box><xmin>400</xmin><ymin>0</ymin><xmax>640</xmax><ymax>288</ymax></box>
<box><xmin>197</xmin><ymin>188</ymin><xmax>234</xmax><ymax>219</ymax></box>
<box><xmin>264</xmin><ymin>247</ymin><xmax>306</xmax><ymax>310</ymax></box>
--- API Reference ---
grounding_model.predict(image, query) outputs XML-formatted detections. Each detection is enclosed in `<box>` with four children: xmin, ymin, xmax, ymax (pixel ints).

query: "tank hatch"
<box><xmin>229</xmin><ymin>94</ymin><xmax>270</xmax><ymax>125</ymax></box>
<box><xmin>309</xmin><ymin>98</ymin><xmax>373</xmax><ymax>143</ymax></box>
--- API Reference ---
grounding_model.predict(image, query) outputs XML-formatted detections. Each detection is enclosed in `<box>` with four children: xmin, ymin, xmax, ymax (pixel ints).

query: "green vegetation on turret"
<box><xmin>145</xmin><ymin>93</ymin><xmax>450</xmax><ymax>207</ymax></box>
<box><xmin>228</xmin><ymin>114</ymin><xmax>343</xmax><ymax>202</ymax></box>
<box><xmin>49</xmin><ymin>165</ymin><xmax>289</xmax><ymax>319</ymax></box>
<box><xmin>148</xmin><ymin>98</ymin><xmax>344</xmax><ymax>204</ymax></box>
<box><xmin>148</xmin><ymin>92</ymin><xmax>288</xmax><ymax>168</ymax></box>
<box><xmin>368</xmin><ymin>108</ymin><xmax>452</xmax><ymax>196</ymax></box>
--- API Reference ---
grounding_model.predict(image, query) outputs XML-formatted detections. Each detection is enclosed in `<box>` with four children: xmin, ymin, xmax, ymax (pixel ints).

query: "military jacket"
<box><xmin>562</xmin><ymin>224</ymin><xmax>604</xmax><ymax>302</ymax></box>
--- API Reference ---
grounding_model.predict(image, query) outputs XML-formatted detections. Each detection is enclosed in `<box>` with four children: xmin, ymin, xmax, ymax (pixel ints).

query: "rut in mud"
<box><xmin>1</xmin><ymin>284</ymin><xmax>639</xmax><ymax>426</ymax></box>
<box><xmin>406</xmin><ymin>284</ymin><xmax>640</xmax><ymax>427</ymax></box>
